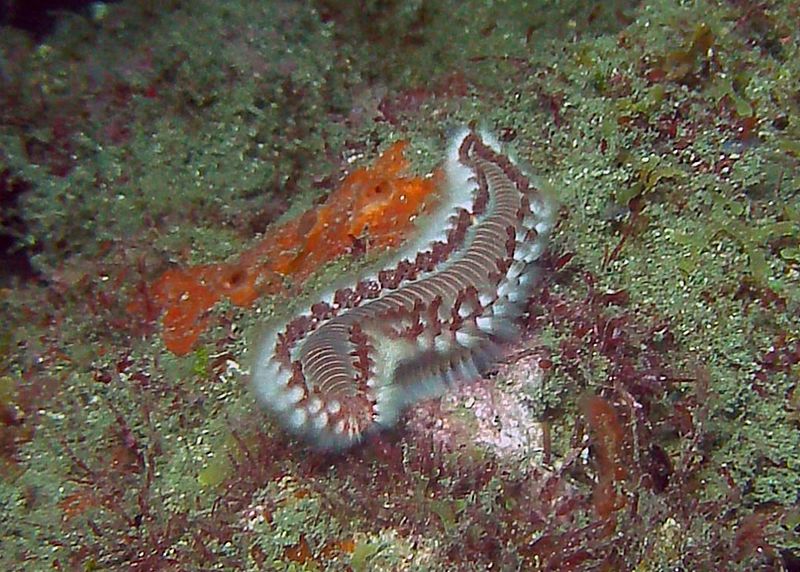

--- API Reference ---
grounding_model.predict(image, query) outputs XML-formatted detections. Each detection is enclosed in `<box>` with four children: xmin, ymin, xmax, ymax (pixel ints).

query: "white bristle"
<box><xmin>506</xmin><ymin>260</ymin><xmax>525</xmax><ymax>280</ymax></box>
<box><xmin>455</xmin><ymin>330</ymin><xmax>477</xmax><ymax>347</ymax></box>
<box><xmin>285</xmin><ymin>385</ymin><xmax>305</xmax><ymax>405</ymax></box>
<box><xmin>434</xmin><ymin>334</ymin><xmax>452</xmax><ymax>353</ymax></box>
<box><xmin>307</xmin><ymin>398</ymin><xmax>323</xmax><ymax>414</ymax></box>
<box><xmin>313</xmin><ymin>411</ymin><xmax>328</xmax><ymax>429</ymax></box>
<box><xmin>535</xmin><ymin>217</ymin><xmax>553</xmax><ymax>236</ymax></box>
<box><xmin>476</xmin><ymin>316</ymin><xmax>493</xmax><ymax>333</ymax></box>
<box><xmin>497</xmin><ymin>279</ymin><xmax>513</xmax><ymax>299</ymax></box>
<box><xmin>288</xmin><ymin>408</ymin><xmax>307</xmax><ymax>429</ymax></box>
<box><xmin>525</xmin><ymin>241</ymin><xmax>544</xmax><ymax>262</ymax></box>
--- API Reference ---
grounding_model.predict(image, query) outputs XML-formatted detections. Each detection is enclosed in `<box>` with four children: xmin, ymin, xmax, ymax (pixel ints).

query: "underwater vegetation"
<box><xmin>0</xmin><ymin>0</ymin><xmax>799</xmax><ymax>570</ymax></box>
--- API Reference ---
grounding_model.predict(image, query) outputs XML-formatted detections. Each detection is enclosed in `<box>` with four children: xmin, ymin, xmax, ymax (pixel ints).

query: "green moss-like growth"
<box><xmin>246</xmin><ymin>475</ymin><xmax>344</xmax><ymax>571</ymax></box>
<box><xmin>2</xmin><ymin>0</ymin><xmax>800</xmax><ymax>569</ymax></box>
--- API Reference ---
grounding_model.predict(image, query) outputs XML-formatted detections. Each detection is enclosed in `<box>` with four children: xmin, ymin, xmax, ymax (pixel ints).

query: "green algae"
<box><xmin>349</xmin><ymin>538</ymin><xmax>381</xmax><ymax>572</ymax></box>
<box><xmin>244</xmin><ymin>475</ymin><xmax>345</xmax><ymax>571</ymax></box>
<box><xmin>0</xmin><ymin>1</ymin><xmax>358</xmax><ymax>274</ymax></box>
<box><xmin>547</xmin><ymin>0</ymin><xmax>799</xmax><ymax>525</ymax></box>
<box><xmin>2</xmin><ymin>0</ymin><xmax>800</xmax><ymax>569</ymax></box>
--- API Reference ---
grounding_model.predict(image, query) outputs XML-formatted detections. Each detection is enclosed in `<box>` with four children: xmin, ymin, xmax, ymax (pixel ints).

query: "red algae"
<box><xmin>139</xmin><ymin>140</ymin><xmax>440</xmax><ymax>355</ymax></box>
<box><xmin>580</xmin><ymin>395</ymin><xmax>628</xmax><ymax>519</ymax></box>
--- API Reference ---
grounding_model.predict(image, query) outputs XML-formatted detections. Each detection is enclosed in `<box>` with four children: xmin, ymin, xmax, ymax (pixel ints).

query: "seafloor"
<box><xmin>1</xmin><ymin>1</ymin><xmax>799</xmax><ymax>570</ymax></box>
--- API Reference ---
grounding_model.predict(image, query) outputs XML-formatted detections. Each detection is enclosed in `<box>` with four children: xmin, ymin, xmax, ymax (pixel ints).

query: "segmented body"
<box><xmin>251</xmin><ymin>129</ymin><xmax>555</xmax><ymax>449</ymax></box>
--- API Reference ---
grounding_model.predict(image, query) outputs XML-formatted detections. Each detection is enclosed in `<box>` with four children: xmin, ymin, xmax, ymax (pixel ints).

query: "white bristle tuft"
<box><xmin>518</xmin><ymin>272</ymin><xmax>535</xmax><ymax>289</ymax></box>
<box><xmin>434</xmin><ymin>334</ymin><xmax>452</xmax><ymax>353</ymax></box>
<box><xmin>536</xmin><ymin>219</ymin><xmax>553</xmax><ymax>236</ymax></box>
<box><xmin>476</xmin><ymin>316</ymin><xmax>493</xmax><ymax>333</ymax></box>
<box><xmin>313</xmin><ymin>411</ymin><xmax>329</xmax><ymax>429</ymax></box>
<box><xmin>285</xmin><ymin>385</ymin><xmax>305</xmax><ymax>405</ymax></box>
<box><xmin>506</xmin><ymin>260</ymin><xmax>525</xmax><ymax>280</ymax></box>
<box><xmin>497</xmin><ymin>279</ymin><xmax>513</xmax><ymax>299</ymax></box>
<box><xmin>288</xmin><ymin>408</ymin><xmax>307</xmax><ymax>429</ymax></box>
<box><xmin>455</xmin><ymin>330</ymin><xmax>476</xmax><ymax>347</ymax></box>
<box><xmin>524</xmin><ymin>242</ymin><xmax>544</xmax><ymax>262</ymax></box>
<box><xmin>478</xmin><ymin>292</ymin><xmax>494</xmax><ymax>307</ymax></box>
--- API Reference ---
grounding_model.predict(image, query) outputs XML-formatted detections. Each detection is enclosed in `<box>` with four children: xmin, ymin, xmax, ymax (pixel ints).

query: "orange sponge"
<box><xmin>143</xmin><ymin>140</ymin><xmax>441</xmax><ymax>355</ymax></box>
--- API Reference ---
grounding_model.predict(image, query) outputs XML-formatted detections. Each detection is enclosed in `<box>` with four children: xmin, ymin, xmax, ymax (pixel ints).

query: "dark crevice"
<box><xmin>0</xmin><ymin>169</ymin><xmax>38</xmax><ymax>285</ymax></box>
<box><xmin>0</xmin><ymin>0</ymin><xmax>121</xmax><ymax>40</ymax></box>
